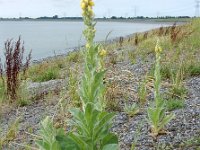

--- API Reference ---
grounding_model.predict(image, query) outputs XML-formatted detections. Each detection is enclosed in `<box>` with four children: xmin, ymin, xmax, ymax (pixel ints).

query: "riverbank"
<box><xmin>0</xmin><ymin>19</ymin><xmax>200</xmax><ymax>149</ymax></box>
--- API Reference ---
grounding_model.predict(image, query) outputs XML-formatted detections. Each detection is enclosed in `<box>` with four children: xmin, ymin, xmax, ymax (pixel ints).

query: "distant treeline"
<box><xmin>0</xmin><ymin>15</ymin><xmax>193</xmax><ymax>21</ymax></box>
<box><xmin>110</xmin><ymin>16</ymin><xmax>191</xmax><ymax>19</ymax></box>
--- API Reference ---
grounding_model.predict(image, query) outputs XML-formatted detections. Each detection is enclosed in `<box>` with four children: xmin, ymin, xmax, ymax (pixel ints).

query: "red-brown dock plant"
<box><xmin>119</xmin><ymin>36</ymin><xmax>124</xmax><ymax>47</ymax></box>
<box><xmin>135</xmin><ymin>33</ymin><xmax>139</xmax><ymax>46</ymax></box>
<box><xmin>170</xmin><ymin>23</ymin><xmax>181</xmax><ymax>44</ymax></box>
<box><xmin>0</xmin><ymin>37</ymin><xmax>31</xmax><ymax>102</ymax></box>
<box><xmin>143</xmin><ymin>32</ymin><xmax>148</xmax><ymax>40</ymax></box>
<box><xmin>158</xmin><ymin>26</ymin><xmax>164</xmax><ymax>36</ymax></box>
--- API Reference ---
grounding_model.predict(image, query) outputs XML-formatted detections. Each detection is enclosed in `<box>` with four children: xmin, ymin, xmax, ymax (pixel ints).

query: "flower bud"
<box><xmin>89</xmin><ymin>1</ymin><xmax>94</xmax><ymax>6</ymax></box>
<box><xmin>155</xmin><ymin>41</ymin><xmax>162</xmax><ymax>53</ymax></box>
<box><xmin>86</xmin><ymin>43</ymin><xmax>90</xmax><ymax>49</ymax></box>
<box><xmin>99</xmin><ymin>49</ymin><xmax>107</xmax><ymax>57</ymax></box>
<box><xmin>81</xmin><ymin>2</ymin><xmax>87</xmax><ymax>10</ymax></box>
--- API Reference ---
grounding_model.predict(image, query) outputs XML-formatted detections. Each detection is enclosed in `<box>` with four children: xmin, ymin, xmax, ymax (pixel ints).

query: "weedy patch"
<box><xmin>66</xmin><ymin>51</ymin><xmax>83</xmax><ymax>63</ymax></box>
<box><xmin>124</xmin><ymin>103</ymin><xmax>140</xmax><ymax>117</ymax></box>
<box><xmin>187</xmin><ymin>64</ymin><xmax>200</xmax><ymax>76</ymax></box>
<box><xmin>128</xmin><ymin>50</ymin><xmax>137</xmax><ymax>64</ymax></box>
<box><xmin>0</xmin><ymin>117</ymin><xmax>20</xmax><ymax>148</ymax></box>
<box><xmin>165</xmin><ymin>99</ymin><xmax>185</xmax><ymax>111</ymax></box>
<box><xmin>28</xmin><ymin>61</ymin><xmax>61</xmax><ymax>82</ymax></box>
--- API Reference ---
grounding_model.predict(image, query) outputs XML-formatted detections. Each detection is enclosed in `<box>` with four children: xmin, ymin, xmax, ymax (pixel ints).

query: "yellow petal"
<box><xmin>89</xmin><ymin>1</ymin><xmax>94</xmax><ymax>6</ymax></box>
<box><xmin>81</xmin><ymin>2</ymin><xmax>86</xmax><ymax>10</ymax></box>
<box><xmin>99</xmin><ymin>49</ymin><xmax>107</xmax><ymax>57</ymax></box>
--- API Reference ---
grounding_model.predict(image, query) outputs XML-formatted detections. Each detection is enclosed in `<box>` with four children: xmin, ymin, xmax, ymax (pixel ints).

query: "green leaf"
<box><xmin>102</xmin><ymin>133</ymin><xmax>118</xmax><ymax>146</ymax></box>
<box><xmin>158</xmin><ymin>113</ymin><xmax>175</xmax><ymax>131</ymax></box>
<box><xmin>69</xmin><ymin>133</ymin><xmax>88</xmax><ymax>150</ymax></box>
<box><xmin>94</xmin><ymin>112</ymin><xmax>115</xmax><ymax>140</ymax></box>
<box><xmin>69</xmin><ymin>108</ymin><xmax>90</xmax><ymax>136</ymax></box>
<box><xmin>36</xmin><ymin>117</ymin><xmax>61</xmax><ymax>150</ymax></box>
<box><xmin>102</xmin><ymin>144</ymin><xmax>118</xmax><ymax>150</ymax></box>
<box><xmin>56</xmin><ymin>134</ymin><xmax>80</xmax><ymax>150</ymax></box>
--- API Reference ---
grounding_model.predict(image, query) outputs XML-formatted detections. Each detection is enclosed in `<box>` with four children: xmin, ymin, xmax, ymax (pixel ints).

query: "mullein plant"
<box><xmin>36</xmin><ymin>0</ymin><xmax>118</xmax><ymax>150</ymax></box>
<box><xmin>147</xmin><ymin>41</ymin><xmax>175</xmax><ymax>138</ymax></box>
<box><xmin>80</xmin><ymin>0</ymin><xmax>106</xmax><ymax>111</ymax></box>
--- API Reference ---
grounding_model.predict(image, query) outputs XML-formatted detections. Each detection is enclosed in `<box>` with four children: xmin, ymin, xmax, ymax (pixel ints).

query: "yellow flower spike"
<box><xmin>81</xmin><ymin>2</ymin><xmax>87</xmax><ymax>10</ymax></box>
<box><xmin>99</xmin><ymin>49</ymin><xmax>107</xmax><ymax>57</ymax></box>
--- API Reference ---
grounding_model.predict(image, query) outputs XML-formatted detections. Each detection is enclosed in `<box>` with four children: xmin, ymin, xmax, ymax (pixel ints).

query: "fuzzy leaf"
<box><xmin>102</xmin><ymin>144</ymin><xmax>118</xmax><ymax>150</ymax></box>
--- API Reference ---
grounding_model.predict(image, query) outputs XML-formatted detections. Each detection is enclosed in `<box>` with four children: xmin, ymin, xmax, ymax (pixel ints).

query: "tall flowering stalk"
<box><xmin>147</xmin><ymin>41</ymin><xmax>175</xmax><ymax>137</ymax></box>
<box><xmin>154</xmin><ymin>42</ymin><xmax>162</xmax><ymax>106</ymax></box>
<box><xmin>80</xmin><ymin>0</ymin><xmax>106</xmax><ymax>111</ymax></box>
<box><xmin>36</xmin><ymin>1</ymin><xmax>118</xmax><ymax>149</ymax></box>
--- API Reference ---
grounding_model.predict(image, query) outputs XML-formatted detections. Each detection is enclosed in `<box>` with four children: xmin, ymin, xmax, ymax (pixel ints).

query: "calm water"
<box><xmin>0</xmin><ymin>21</ymin><xmax>168</xmax><ymax>60</ymax></box>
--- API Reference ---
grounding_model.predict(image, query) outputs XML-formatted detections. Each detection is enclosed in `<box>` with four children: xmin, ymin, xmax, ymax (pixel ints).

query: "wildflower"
<box><xmin>81</xmin><ymin>0</ymin><xmax>94</xmax><ymax>17</ymax></box>
<box><xmin>99</xmin><ymin>49</ymin><xmax>107</xmax><ymax>57</ymax></box>
<box><xmin>155</xmin><ymin>41</ymin><xmax>162</xmax><ymax>53</ymax></box>
<box><xmin>81</xmin><ymin>2</ymin><xmax>87</xmax><ymax>10</ymax></box>
<box><xmin>88</xmin><ymin>1</ymin><xmax>94</xmax><ymax>7</ymax></box>
<box><xmin>86</xmin><ymin>43</ymin><xmax>90</xmax><ymax>49</ymax></box>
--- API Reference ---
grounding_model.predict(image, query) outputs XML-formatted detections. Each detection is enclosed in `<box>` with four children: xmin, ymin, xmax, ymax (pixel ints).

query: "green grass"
<box><xmin>0</xmin><ymin>80</ymin><xmax>6</xmax><ymax>103</ymax></box>
<box><xmin>28</xmin><ymin>61</ymin><xmax>61</xmax><ymax>82</ymax></box>
<box><xmin>27</xmin><ymin>51</ymin><xmax>83</xmax><ymax>82</ymax></box>
<box><xmin>128</xmin><ymin>50</ymin><xmax>136</xmax><ymax>64</ymax></box>
<box><xmin>165</xmin><ymin>99</ymin><xmax>185</xmax><ymax>111</ymax></box>
<box><xmin>129</xmin><ymin>19</ymin><xmax>200</xmax><ymax>79</ymax></box>
<box><xmin>170</xmin><ymin>86</ymin><xmax>187</xmax><ymax>99</ymax></box>
<box><xmin>187</xmin><ymin>64</ymin><xmax>200</xmax><ymax>76</ymax></box>
<box><xmin>29</xmin><ymin>67</ymin><xmax>60</xmax><ymax>82</ymax></box>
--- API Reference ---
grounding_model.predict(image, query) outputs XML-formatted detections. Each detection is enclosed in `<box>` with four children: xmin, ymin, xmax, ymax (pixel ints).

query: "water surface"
<box><xmin>0</xmin><ymin>21</ymin><xmax>168</xmax><ymax>60</ymax></box>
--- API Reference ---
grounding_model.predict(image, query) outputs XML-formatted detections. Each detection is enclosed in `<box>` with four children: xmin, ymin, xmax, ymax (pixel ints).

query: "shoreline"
<box><xmin>32</xmin><ymin>21</ymin><xmax>185</xmax><ymax>64</ymax></box>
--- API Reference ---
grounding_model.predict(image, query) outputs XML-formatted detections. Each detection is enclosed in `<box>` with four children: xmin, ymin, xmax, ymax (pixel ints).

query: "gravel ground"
<box><xmin>0</xmin><ymin>55</ymin><xmax>199</xmax><ymax>150</ymax></box>
<box><xmin>111</xmin><ymin>72</ymin><xmax>200</xmax><ymax>150</ymax></box>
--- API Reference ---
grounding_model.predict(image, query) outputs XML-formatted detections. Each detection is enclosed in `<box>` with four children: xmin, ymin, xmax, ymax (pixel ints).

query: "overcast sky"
<box><xmin>0</xmin><ymin>0</ymin><xmax>196</xmax><ymax>18</ymax></box>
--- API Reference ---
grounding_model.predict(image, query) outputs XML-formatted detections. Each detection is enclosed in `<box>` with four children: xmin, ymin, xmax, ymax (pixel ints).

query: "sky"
<box><xmin>0</xmin><ymin>0</ymin><xmax>197</xmax><ymax>18</ymax></box>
